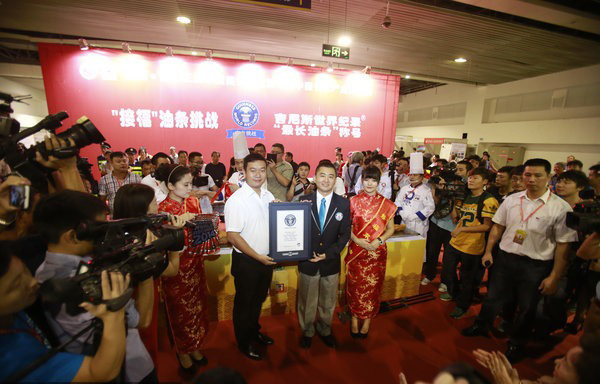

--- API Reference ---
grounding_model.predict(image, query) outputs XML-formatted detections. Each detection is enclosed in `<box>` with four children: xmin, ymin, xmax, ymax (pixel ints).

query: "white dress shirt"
<box><xmin>141</xmin><ymin>174</ymin><xmax>168</xmax><ymax>203</ymax></box>
<box><xmin>225</xmin><ymin>182</ymin><xmax>274</xmax><ymax>255</ymax></box>
<box><xmin>493</xmin><ymin>189</ymin><xmax>578</xmax><ymax>261</ymax></box>
<box><xmin>316</xmin><ymin>190</ymin><xmax>334</xmax><ymax>218</ymax></box>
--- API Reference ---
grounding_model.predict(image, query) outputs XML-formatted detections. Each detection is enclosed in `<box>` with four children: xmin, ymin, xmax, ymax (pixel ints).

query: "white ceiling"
<box><xmin>0</xmin><ymin>0</ymin><xmax>599</xmax><ymax>84</ymax></box>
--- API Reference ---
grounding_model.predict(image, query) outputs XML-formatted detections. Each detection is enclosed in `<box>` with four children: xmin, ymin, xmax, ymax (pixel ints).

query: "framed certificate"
<box><xmin>269</xmin><ymin>202</ymin><xmax>312</xmax><ymax>262</ymax></box>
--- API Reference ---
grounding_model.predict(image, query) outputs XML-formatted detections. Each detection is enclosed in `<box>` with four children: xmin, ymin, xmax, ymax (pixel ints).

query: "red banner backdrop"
<box><xmin>38</xmin><ymin>43</ymin><xmax>400</xmax><ymax>177</ymax></box>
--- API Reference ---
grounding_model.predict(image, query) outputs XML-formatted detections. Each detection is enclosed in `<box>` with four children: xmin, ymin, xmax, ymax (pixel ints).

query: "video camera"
<box><xmin>0</xmin><ymin>92</ymin><xmax>105</xmax><ymax>192</ymax></box>
<box><xmin>40</xmin><ymin>214</ymin><xmax>185</xmax><ymax>315</ymax></box>
<box><xmin>566</xmin><ymin>200</ymin><xmax>600</xmax><ymax>235</ymax></box>
<box><xmin>429</xmin><ymin>169</ymin><xmax>468</xmax><ymax>202</ymax></box>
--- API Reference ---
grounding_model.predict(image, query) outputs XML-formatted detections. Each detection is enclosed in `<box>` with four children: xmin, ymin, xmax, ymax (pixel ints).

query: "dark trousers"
<box><xmin>231</xmin><ymin>250</ymin><xmax>273</xmax><ymax>349</ymax></box>
<box><xmin>442</xmin><ymin>244</ymin><xmax>483</xmax><ymax>310</ymax></box>
<box><xmin>476</xmin><ymin>251</ymin><xmax>552</xmax><ymax>346</ymax></box>
<box><xmin>423</xmin><ymin>220</ymin><xmax>452</xmax><ymax>281</ymax></box>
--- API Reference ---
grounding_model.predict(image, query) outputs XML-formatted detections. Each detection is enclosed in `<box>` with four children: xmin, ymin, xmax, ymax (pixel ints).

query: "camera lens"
<box><xmin>57</xmin><ymin>117</ymin><xmax>105</xmax><ymax>148</ymax></box>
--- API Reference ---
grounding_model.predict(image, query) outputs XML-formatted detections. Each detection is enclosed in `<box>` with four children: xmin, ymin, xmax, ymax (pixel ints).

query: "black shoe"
<box><xmin>358</xmin><ymin>331</ymin><xmax>369</xmax><ymax>339</ymax></box>
<box><xmin>350</xmin><ymin>330</ymin><xmax>360</xmax><ymax>338</ymax></box>
<box><xmin>178</xmin><ymin>359</ymin><xmax>198</xmax><ymax>377</ymax></box>
<box><xmin>505</xmin><ymin>344</ymin><xmax>525</xmax><ymax>363</ymax></box>
<box><xmin>256</xmin><ymin>332</ymin><xmax>274</xmax><ymax>346</ymax></box>
<box><xmin>318</xmin><ymin>333</ymin><xmax>337</xmax><ymax>348</ymax></box>
<box><xmin>461</xmin><ymin>323</ymin><xmax>490</xmax><ymax>337</ymax></box>
<box><xmin>299</xmin><ymin>336</ymin><xmax>312</xmax><ymax>349</ymax></box>
<box><xmin>239</xmin><ymin>344</ymin><xmax>263</xmax><ymax>360</ymax></box>
<box><xmin>192</xmin><ymin>354</ymin><xmax>208</xmax><ymax>366</ymax></box>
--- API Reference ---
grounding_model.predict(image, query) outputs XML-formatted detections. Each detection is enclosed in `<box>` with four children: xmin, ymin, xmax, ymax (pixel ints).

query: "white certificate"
<box><xmin>276</xmin><ymin>210</ymin><xmax>304</xmax><ymax>252</ymax></box>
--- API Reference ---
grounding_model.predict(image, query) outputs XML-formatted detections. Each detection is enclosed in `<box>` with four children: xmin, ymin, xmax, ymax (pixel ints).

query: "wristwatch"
<box><xmin>377</xmin><ymin>237</ymin><xmax>384</xmax><ymax>245</ymax></box>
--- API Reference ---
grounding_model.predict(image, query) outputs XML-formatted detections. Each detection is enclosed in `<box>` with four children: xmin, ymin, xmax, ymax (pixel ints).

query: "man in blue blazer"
<box><xmin>297</xmin><ymin>160</ymin><xmax>351</xmax><ymax>348</ymax></box>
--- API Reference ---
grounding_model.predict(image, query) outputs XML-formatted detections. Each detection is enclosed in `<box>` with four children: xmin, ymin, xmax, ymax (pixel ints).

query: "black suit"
<box><xmin>298</xmin><ymin>192</ymin><xmax>351</xmax><ymax>276</ymax></box>
<box><xmin>297</xmin><ymin>191</ymin><xmax>351</xmax><ymax>337</ymax></box>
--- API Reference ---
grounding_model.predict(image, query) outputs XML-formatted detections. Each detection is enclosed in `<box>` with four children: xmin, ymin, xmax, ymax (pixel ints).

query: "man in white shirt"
<box><xmin>225</xmin><ymin>153</ymin><xmax>275</xmax><ymax>361</ymax></box>
<box><xmin>354</xmin><ymin>154</ymin><xmax>392</xmax><ymax>199</ymax></box>
<box><xmin>462</xmin><ymin>158</ymin><xmax>578</xmax><ymax>363</ymax></box>
<box><xmin>141</xmin><ymin>152</ymin><xmax>171</xmax><ymax>203</ymax></box>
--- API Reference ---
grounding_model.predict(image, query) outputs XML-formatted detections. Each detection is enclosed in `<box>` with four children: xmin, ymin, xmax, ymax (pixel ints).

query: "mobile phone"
<box><xmin>9</xmin><ymin>185</ymin><xmax>31</xmax><ymax>210</ymax></box>
<box><xmin>267</xmin><ymin>153</ymin><xmax>277</xmax><ymax>162</ymax></box>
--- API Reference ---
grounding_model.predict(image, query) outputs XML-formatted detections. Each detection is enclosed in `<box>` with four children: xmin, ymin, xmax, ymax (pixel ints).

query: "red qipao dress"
<box><xmin>345</xmin><ymin>192</ymin><xmax>397</xmax><ymax>319</ymax></box>
<box><xmin>158</xmin><ymin>196</ymin><xmax>209</xmax><ymax>353</ymax></box>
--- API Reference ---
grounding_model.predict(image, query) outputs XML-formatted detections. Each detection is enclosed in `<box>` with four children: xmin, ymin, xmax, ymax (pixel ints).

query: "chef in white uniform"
<box><xmin>395</xmin><ymin>152</ymin><xmax>435</xmax><ymax>237</ymax></box>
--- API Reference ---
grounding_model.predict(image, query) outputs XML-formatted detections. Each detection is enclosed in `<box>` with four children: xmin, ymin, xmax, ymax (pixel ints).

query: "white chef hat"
<box><xmin>409</xmin><ymin>152</ymin><xmax>424</xmax><ymax>174</ymax></box>
<box><xmin>232</xmin><ymin>131</ymin><xmax>250</xmax><ymax>160</ymax></box>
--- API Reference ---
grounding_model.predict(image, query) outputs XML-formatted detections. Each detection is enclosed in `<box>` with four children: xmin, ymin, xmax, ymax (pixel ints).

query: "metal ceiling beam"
<box><xmin>450</xmin><ymin>0</ymin><xmax>600</xmax><ymax>34</ymax></box>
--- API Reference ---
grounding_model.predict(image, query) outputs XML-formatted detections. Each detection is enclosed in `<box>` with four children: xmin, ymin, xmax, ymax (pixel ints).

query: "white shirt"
<box><xmin>354</xmin><ymin>173</ymin><xmax>392</xmax><ymax>199</ymax></box>
<box><xmin>228</xmin><ymin>171</ymin><xmax>245</xmax><ymax>188</ymax></box>
<box><xmin>493</xmin><ymin>189</ymin><xmax>578</xmax><ymax>261</ymax></box>
<box><xmin>334</xmin><ymin>177</ymin><xmax>345</xmax><ymax>196</ymax></box>
<box><xmin>141</xmin><ymin>174</ymin><xmax>168</xmax><ymax>203</ymax></box>
<box><xmin>225</xmin><ymin>181</ymin><xmax>274</xmax><ymax>255</ymax></box>
<box><xmin>192</xmin><ymin>174</ymin><xmax>216</xmax><ymax>214</ymax></box>
<box><xmin>316</xmin><ymin>190</ymin><xmax>334</xmax><ymax>218</ymax></box>
<box><xmin>395</xmin><ymin>172</ymin><xmax>411</xmax><ymax>190</ymax></box>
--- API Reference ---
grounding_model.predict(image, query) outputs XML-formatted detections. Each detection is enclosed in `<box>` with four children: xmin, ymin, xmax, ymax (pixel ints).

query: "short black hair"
<box><xmin>524</xmin><ymin>158</ymin><xmax>551</xmax><ymax>174</ymax></box>
<box><xmin>467</xmin><ymin>154</ymin><xmax>481</xmax><ymax>162</ymax></box>
<box><xmin>113</xmin><ymin>184</ymin><xmax>155</xmax><ymax>219</ymax></box>
<box><xmin>437</xmin><ymin>159</ymin><xmax>448</xmax><ymax>166</ymax></box>
<box><xmin>254</xmin><ymin>143</ymin><xmax>265</xmax><ymax>149</ymax></box>
<box><xmin>511</xmin><ymin>164</ymin><xmax>525</xmax><ymax>177</ymax></box>
<box><xmin>285</xmin><ymin>152</ymin><xmax>293</xmax><ymax>159</ymax></box>
<box><xmin>211</xmin><ymin>151</ymin><xmax>220</xmax><ymax>156</ymax></box>
<box><xmin>398</xmin><ymin>157</ymin><xmax>409</xmax><ymax>164</ymax></box>
<box><xmin>298</xmin><ymin>161</ymin><xmax>310</xmax><ymax>170</ymax></box>
<box><xmin>243</xmin><ymin>153</ymin><xmax>267</xmax><ymax>170</ymax></box>
<box><xmin>151</xmin><ymin>152</ymin><xmax>171</xmax><ymax>166</ymax></box>
<box><xmin>272</xmin><ymin>143</ymin><xmax>284</xmax><ymax>153</ymax></box>
<box><xmin>469</xmin><ymin>167</ymin><xmax>493</xmax><ymax>182</ymax></box>
<box><xmin>140</xmin><ymin>159</ymin><xmax>152</xmax><ymax>167</ymax></box>
<box><xmin>457</xmin><ymin>160</ymin><xmax>473</xmax><ymax>171</ymax></box>
<box><xmin>567</xmin><ymin>160</ymin><xmax>584</xmax><ymax>168</ymax></box>
<box><xmin>372</xmin><ymin>154</ymin><xmax>388</xmax><ymax>164</ymax></box>
<box><xmin>557</xmin><ymin>170</ymin><xmax>589</xmax><ymax>189</ymax></box>
<box><xmin>315</xmin><ymin>160</ymin><xmax>335</xmax><ymax>174</ymax></box>
<box><xmin>34</xmin><ymin>190</ymin><xmax>108</xmax><ymax>244</ymax></box>
<box><xmin>178</xmin><ymin>150</ymin><xmax>188</xmax><ymax>156</ymax></box>
<box><xmin>590</xmin><ymin>164</ymin><xmax>600</xmax><ymax>173</ymax></box>
<box><xmin>189</xmin><ymin>152</ymin><xmax>203</xmax><ymax>161</ymax></box>
<box><xmin>109</xmin><ymin>151</ymin><xmax>125</xmax><ymax>161</ymax></box>
<box><xmin>362</xmin><ymin>165</ymin><xmax>381</xmax><ymax>182</ymax></box>
<box><xmin>154</xmin><ymin>164</ymin><xmax>191</xmax><ymax>185</ymax></box>
<box><xmin>497</xmin><ymin>166</ymin><xmax>514</xmax><ymax>174</ymax></box>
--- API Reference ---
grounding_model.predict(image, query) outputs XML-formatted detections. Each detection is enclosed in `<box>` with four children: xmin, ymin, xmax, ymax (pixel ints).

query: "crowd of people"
<box><xmin>0</xmin><ymin>132</ymin><xmax>599</xmax><ymax>384</ymax></box>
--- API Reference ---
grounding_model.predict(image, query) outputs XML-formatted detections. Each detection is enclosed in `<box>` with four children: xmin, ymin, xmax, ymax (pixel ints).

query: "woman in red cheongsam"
<box><xmin>346</xmin><ymin>166</ymin><xmax>396</xmax><ymax>338</ymax></box>
<box><xmin>155</xmin><ymin>164</ymin><xmax>208</xmax><ymax>375</ymax></box>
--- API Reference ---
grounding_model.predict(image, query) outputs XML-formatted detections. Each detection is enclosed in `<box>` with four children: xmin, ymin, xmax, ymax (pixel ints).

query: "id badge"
<box><xmin>513</xmin><ymin>229</ymin><xmax>527</xmax><ymax>245</ymax></box>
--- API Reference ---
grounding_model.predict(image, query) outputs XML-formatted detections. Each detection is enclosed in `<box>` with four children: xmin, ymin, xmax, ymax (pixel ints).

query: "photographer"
<box><xmin>189</xmin><ymin>152</ymin><xmax>219</xmax><ymax>213</ymax></box>
<box><xmin>0</xmin><ymin>241</ymin><xmax>128</xmax><ymax>382</ymax></box>
<box><xmin>287</xmin><ymin>162</ymin><xmax>313</xmax><ymax>202</ymax></box>
<box><xmin>421</xmin><ymin>173</ymin><xmax>457</xmax><ymax>289</ymax></box>
<box><xmin>33</xmin><ymin>190</ymin><xmax>156</xmax><ymax>382</ymax></box>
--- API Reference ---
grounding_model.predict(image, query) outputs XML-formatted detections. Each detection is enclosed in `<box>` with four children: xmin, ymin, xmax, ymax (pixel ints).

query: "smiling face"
<box><xmin>362</xmin><ymin>177</ymin><xmax>379</xmax><ymax>195</ymax></box>
<box><xmin>245</xmin><ymin>160</ymin><xmax>267</xmax><ymax>189</ymax></box>
<box><xmin>315</xmin><ymin>165</ymin><xmax>336</xmax><ymax>194</ymax></box>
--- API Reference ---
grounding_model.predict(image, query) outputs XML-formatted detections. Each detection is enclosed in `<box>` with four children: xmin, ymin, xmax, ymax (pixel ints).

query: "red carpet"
<box><xmin>155</xmin><ymin>284</ymin><xmax>579</xmax><ymax>383</ymax></box>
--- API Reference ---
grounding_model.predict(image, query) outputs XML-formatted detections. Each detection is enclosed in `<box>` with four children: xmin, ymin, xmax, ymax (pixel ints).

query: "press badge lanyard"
<box><xmin>519</xmin><ymin>195</ymin><xmax>545</xmax><ymax>226</ymax></box>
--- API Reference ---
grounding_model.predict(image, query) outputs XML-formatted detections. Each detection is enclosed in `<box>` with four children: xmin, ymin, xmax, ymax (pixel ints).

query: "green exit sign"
<box><xmin>322</xmin><ymin>44</ymin><xmax>350</xmax><ymax>60</ymax></box>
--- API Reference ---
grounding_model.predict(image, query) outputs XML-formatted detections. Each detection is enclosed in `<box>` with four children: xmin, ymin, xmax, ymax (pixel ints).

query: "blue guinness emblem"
<box><xmin>232</xmin><ymin>101</ymin><xmax>259</xmax><ymax>128</ymax></box>
<box><xmin>284</xmin><ymin>214</ymin><xmax>296</xmax><ymax>226</ymax></box>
